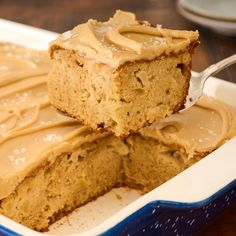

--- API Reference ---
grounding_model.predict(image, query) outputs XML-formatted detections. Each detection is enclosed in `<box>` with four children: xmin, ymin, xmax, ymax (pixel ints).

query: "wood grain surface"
<box><xmin>0</xmin><ymin>0</ymin><xmax>236</xmax><ymax>234</ymax></box>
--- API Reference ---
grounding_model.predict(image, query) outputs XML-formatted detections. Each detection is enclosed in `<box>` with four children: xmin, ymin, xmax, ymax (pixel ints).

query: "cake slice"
<box><xmin>48</xmin><ymin>10</ymin><xmax>199</xmax><ymax>136</ymax></box>
<box><xmin>1</xmin><ymin>43</ymin><xmax>236</xmax><ymax>232</ymax></box>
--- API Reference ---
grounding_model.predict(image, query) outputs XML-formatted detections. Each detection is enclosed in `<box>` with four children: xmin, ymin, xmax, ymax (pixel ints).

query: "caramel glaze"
<box><xmin>50</xmin><ymin>10</ymin><xmax>199</xmax><ymax>68</ymax></box>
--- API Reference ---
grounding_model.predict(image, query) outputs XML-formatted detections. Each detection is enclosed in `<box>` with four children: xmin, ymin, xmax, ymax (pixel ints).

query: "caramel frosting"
<box><xmin>50</xmin><ymin>10</ymin><xmax>199</xmax><ymax>68</ymax></box>
<box><xmin>0</xmin><ymin>43</ymin><xmax>235</xmax><ymax>201</ymax></box>
<box><xmin>140</xmin><ymin>95</ymin><xmax>236</xmax><ymax>158</ymax></box>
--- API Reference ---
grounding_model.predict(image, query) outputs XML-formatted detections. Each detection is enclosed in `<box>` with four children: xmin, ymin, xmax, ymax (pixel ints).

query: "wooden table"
<box><xmin>0</xmin><ymin>0</ymin><xmax>235</xmax><ymax>234</ymax></box>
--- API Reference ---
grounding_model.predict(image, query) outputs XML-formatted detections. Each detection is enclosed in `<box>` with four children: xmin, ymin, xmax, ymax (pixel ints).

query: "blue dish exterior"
<box><xmin>1</xmin><ymin>180</ymin><xmax>236</xmax><ymax>236</ymax></box>
<box><xmin>102</xmin><ymin>179</ymin><xmax>236</xmax><ymax>236</ymax></box>
<box><xmin>0</xmin><ymin>225</ymin><xmax>21</xmax><ymax>236</ymax></box>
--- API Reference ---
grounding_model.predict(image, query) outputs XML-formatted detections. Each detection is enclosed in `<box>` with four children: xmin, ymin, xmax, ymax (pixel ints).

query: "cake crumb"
<box><xmin>115</xmin><ymin>194</ymin><xmax>122</xmax><ymax>200</ymax></box>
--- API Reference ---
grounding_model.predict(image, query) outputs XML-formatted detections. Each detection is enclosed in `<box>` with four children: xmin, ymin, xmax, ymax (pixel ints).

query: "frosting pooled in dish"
<box><xmin>50</xmin><ymin>10</ymin><xmax>199</xmax><ymax>67</ymax></box>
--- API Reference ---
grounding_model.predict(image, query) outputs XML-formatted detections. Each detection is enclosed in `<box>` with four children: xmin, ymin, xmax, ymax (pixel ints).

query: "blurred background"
<box><xmin>0</xmin><ymin>0</ymin><xmax>236</xmax><ymax>235</ymax></box>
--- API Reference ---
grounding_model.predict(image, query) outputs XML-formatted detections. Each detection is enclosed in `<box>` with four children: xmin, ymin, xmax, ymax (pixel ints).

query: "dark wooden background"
<box><xmin>0</xmin><ymin>0</ymin><xmax>236</xmax><ymax>234</ymax></box>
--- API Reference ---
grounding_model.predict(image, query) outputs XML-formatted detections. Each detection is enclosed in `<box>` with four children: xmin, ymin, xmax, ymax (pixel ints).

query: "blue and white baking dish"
<box><xmin>0</xmin><ymin>18</ymin><xmax>236</xmax><ymax>236</ymax></box>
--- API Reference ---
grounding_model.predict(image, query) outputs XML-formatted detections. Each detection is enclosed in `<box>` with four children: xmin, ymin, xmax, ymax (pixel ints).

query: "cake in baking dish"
<box><xmin>48</xmin><ymin>10</ymin><xmax>199</xmax><ymax>136</ymax></box>
<box><xmin>0</xmin><ymin>43</ymin><xmax>236</xmax><ymax>231</ymax></box>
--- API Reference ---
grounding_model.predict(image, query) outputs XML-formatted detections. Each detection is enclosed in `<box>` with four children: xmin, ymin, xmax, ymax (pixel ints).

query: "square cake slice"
<box><xmin>48</xmin><ymin>10</ymin><xmax>199</xmax><ymax>136</ymax></box>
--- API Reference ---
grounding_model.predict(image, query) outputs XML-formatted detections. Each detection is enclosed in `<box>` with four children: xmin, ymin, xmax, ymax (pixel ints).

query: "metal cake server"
<box><xmin>181</xmin><ymin>54</ymin><xmax>236</xmax><ymax>112</ymax></box>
